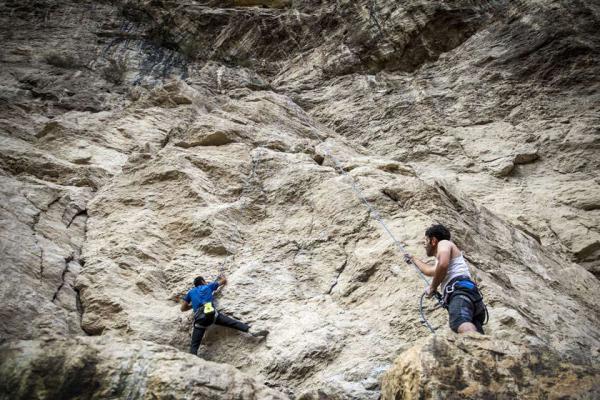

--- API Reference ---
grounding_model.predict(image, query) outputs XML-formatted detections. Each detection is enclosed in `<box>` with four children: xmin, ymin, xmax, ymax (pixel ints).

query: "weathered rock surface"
<box><xmin>381</xmin><ymin>335</ymin><xmax>600</xmax><ymax>400</ymax></box>
<box><xmin>0</xmin><ymin>336</ymin><xmax>287</xmax><ymax>400</ymax></box>
<box><xmin>276</xmin><ymin>0</ymin><xmax>600</xmax><ymax>276</ymax></box>
<box><xmin>0</xmin><ymin>174</ymin><xmax>91</xmax><ymax>339</ymax></box>
<box><xmin>1</xmin><ymin>0</ymin><xmax>599</xmax><ymax>398</ymax></box>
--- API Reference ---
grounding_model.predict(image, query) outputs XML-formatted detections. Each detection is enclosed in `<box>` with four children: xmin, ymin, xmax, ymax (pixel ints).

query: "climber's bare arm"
<box><xmin>410</xmin><ymin>256</ymin><xmax>436</xmax><ymax>277</ymax></box>
<box><xmin>181</xmin><ymin>300</ymin><xmax>191</xmax><ymax>312</ymax></box>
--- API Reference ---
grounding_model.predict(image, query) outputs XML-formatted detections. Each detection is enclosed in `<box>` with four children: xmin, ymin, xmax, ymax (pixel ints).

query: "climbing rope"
<box><xmin>419</xmin><ymin>292</ymin><xmax>437</xmax><ymax>333</ymax></box>
<box><xmin>323</xmin><ymin>143</ymin><xmax>440</xmax><ymax>333</ymax></box>
<box><xmin>268</xmin><ymin>8</ymin><xmax>443</xmax><ymax>332</ymax></box>
<box><xmin>303</xmin><ymin>125</ymin><xmax>441</xmax><ymax>332</ymax></box>
<box><xmin>194</xmin><ymin>5</ymin><xmax>446</xmax><ymax>332</ymax></box>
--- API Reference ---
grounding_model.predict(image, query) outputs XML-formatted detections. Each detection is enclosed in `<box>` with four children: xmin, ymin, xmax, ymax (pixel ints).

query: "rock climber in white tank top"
<box><xmin>404</xmin><ymin>224</ymin><xmax>487</xmax><ymax>334</ymax></box>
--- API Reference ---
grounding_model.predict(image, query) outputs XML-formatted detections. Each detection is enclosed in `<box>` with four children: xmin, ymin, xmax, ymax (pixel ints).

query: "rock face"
<box><xmin>1</xmin><ymin>0</ymin><xmax>599</xmax><ymax>399</ymax></box>
<box><xmin>0</xmin><ymin>336</ymin><xmax>287</xmax><ymax>400</ymax></box>
<box><xmin>381</xmin><ymin>335</ymin><xmax>600</xmax><ymax>400</ymax></box>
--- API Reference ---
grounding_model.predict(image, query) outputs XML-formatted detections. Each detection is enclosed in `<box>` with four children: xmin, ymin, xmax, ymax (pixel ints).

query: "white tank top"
<box><xmin>440</xmin><ymin>253</ymin><xmax>471</xmax><ymax>292</ymax></box>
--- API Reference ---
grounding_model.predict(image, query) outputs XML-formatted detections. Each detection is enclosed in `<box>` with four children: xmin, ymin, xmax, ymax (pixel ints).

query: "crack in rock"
<box><xmin>32</xmin><ymin>195</ymin><xmax>63</xmax><ymax>282</ymax></box>
<box><xmin>327</xmin><ymin>257</ymin><xmax>348</xmax><ymax>295</ymax></box>
<box><xmin>30</xmin><ymin>210</ymin><xmax>45</xmax><ymax>282</ymax></box>
<box><xmin>381</xmin><ymin>188</ymin><xmax>399</xmax><ymax>203</ymax></box>
<box><xmin>367</xmin><ymin>0</ymin><xmax>399</xmax><ymax>53</ymax></box>
<box><xmin>66</xmin><ymin>209</ymin><xmax>88</xmax><ymax>229</ymax></box>
<box><xmin>39</xmin><ymin>247</ymin><xmax>44</xmax><ymax>283</ymax></box>
<box><xmin>52</xmin><ymin>254</ymin><xmax>74</xmax><ymax>303</ymax></box>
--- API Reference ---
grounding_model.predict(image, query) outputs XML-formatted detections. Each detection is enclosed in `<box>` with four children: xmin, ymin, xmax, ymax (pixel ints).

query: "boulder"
<box><xmin>381</xmin><ymin>335</ymin><xmax>600</xmax><ymax>400</ymax></box>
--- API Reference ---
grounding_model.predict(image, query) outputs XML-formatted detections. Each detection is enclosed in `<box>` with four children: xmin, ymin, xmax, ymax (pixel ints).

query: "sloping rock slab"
<box><xmin>381</xmin><ymin>335</ymin><xmax>600</xmax><ymax>400</ymax></box>
<box><xmin>0</xmin><ymin>336</ymin><xmax>288</xmax><ymax>400</ymax></box>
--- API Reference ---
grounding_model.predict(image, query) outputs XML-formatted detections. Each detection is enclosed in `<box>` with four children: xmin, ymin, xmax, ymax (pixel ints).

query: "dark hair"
<box><xmin>425</xmin><ymin>224</ymin><xmax>451</xmax><ymax>241</ymax></box>
<box><xmin>193</xmin><ymin>276</ymin><xmax>206</xmax><ymax>287</ymax></box>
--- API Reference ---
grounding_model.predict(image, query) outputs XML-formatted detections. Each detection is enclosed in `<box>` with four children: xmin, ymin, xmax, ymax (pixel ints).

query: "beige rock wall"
<box><xmin>381</xmin><ymin>335</ymin><xmax>600</xmax><ymax>400</ymax></box>
<box><xmin>1</xmin><ymin>0</ymin><xmax>599</xmax><ymax>398</ymax></box>
<box><xmin>0</xmin><ymin>336</ymin><xmax>287</xmax><ymax>400</ymax></box>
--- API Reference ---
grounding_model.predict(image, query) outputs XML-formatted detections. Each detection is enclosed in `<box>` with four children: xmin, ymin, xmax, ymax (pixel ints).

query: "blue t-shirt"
<box><xmin>183</xmin><ymin>281</ymin><xmax>219</xmax><ymax>312</ymax></box>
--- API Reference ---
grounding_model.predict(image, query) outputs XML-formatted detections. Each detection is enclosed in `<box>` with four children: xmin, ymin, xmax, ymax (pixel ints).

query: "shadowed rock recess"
<box><xmin>1</xmin><ymin>0</ymin><xmax>599</xmax><ymax>399</ymax></box>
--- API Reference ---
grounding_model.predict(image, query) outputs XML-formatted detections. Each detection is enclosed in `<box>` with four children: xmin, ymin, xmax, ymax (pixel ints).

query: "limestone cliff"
<box><xmin>1</xmin><ymin>0</ymin><xmax>599</xmax><ymax>399</ymax></box>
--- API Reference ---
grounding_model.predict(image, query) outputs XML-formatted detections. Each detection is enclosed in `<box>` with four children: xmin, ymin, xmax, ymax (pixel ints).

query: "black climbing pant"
<box><xmin>190</xmin><ymin>312</ymin><xmax>250</xmax><ymax>355</ymax></box>
<box><xmin>447</xmin><ymin>293</ymin><xmax>486</xmax><ymax>334</ymax></box>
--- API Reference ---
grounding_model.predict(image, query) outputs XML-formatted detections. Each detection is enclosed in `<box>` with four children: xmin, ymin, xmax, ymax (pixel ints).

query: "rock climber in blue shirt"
<box><xmin>181</xmin><ymin>274</ymin><xmax>268</xmax><ymax>356</ymax></box>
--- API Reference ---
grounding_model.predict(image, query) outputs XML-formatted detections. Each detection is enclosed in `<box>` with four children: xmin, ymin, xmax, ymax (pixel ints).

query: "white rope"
<box><xmin>313</xmin><ymin>135</ymin><xmax>431</xmax><ymax>287</ymax></box>
<box><xmin>311</xmin><ymin>133</ymin><xmax>439</xmax><ymax>333</ymax></box>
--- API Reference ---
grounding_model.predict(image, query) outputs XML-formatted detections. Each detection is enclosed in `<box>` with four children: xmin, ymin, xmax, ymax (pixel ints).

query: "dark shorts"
<box><xmin>448</xmin><ymin>293</ymin><xmax>486</xmax><ymax>333</ymax></box>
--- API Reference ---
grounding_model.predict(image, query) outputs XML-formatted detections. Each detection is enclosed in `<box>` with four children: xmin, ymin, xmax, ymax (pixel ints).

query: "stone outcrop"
<box><xmin>1</xmin><ymin>0</ymin><xmax>599</xmax><ymax>398</ymax></box>
<box><xmin>274</xmin><ymin>0</ymin><xmax>600</xmax><ymax>277</ymax></box>
<box><xmin>0</xmin><ymin>175</ymin><xmax>91</xmax><ymax>340</ymax></box>
<box><xmin>0</xmin><ymin>336</ymin><xmax>287</xmax><ymax>400</ymax></box>
<box><xmin>381</xmin><ymin>335</ymin><xmax>600</xmax><ymax>400</ymax></box>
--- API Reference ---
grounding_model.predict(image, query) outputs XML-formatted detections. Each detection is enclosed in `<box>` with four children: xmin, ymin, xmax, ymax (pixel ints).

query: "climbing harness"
<box><xmin>442</xmin><ymin>276</ymin><xmax>489</xmax><ymax>326</ymax></box>
<box><xmin>203</xmin><ymin>301</ymin><xmax>215</xmax><ymax>314</ymax></box>
<box><xmin>194</xmin><ymin>302</ymin><xmax>218</xmax><ymax>328</ymax></box>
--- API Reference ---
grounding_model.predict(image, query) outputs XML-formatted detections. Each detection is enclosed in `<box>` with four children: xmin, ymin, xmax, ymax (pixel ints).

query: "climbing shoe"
<box><xmin>250</xmin><ymin>329</ymin><xmax>269</xmax><ymax>338</ymax></box>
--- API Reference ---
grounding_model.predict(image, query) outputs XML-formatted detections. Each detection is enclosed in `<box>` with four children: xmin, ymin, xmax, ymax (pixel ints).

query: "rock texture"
<box><xmin>0</xmin><ymin>336</ymin><xmax>286</xmax><ymax>400</ymax></box>
<box><xmin>276</xmin><ymin>0</ymin><xmax>600</xmax><ymax>277</ymax></box>
<box><xmin>1</xmin><ymin>0</ymin><xmax>599</xmax><ymax>399</ymax></box>
<box><xmin>381</xmin><ymin>335</ymin><xmax>600</xmax><ymax>400</ymax></box>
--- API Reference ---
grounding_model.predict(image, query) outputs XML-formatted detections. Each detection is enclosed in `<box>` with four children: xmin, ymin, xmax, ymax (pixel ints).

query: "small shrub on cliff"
<box><xmin>179</xmin><ymin>38</ymin><xmax>202</xmax><ymax>60</ymax></box>
<box><xmin>44</xmin><ymin>51</ymin><xmax>82</xmax><ymax>69</ymax></box>
<box><xmin>119</xmin><ymin>1</ymin><xmax>148</xmax><ymax>23</ymax></box>
<box><xmin>102</xmin><ymin>57</ymin><xmax>128</xmax><ymax>85</ymax></box>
